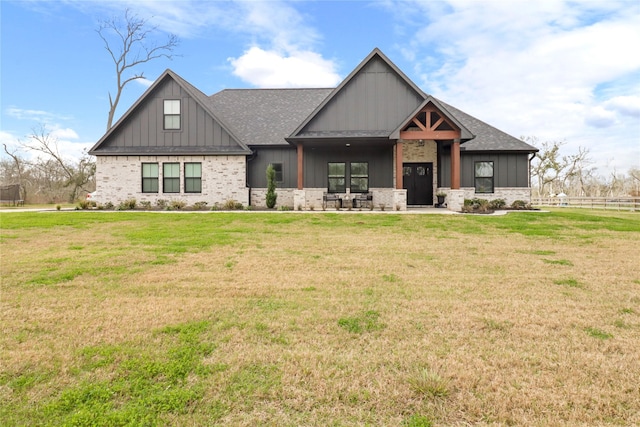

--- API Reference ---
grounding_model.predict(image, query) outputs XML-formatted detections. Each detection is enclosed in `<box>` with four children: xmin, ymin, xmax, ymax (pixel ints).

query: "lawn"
<box><xmin>1</xmin><ymin>209</ymin><xmax>639</xmax><ymax>426</ymax></box>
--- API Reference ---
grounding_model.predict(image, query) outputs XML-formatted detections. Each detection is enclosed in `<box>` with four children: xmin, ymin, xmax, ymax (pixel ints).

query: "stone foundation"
<box><xmin>250</xmin><ymin>188</ymin><xmax>295</xmax><ymax>208</ymax></box>
<box><xmin>437</xmin><ymin>187</ymin><xmax>533</xmax><ymax>211</ymax></box>
<box><xmin>250</xmin><ymin>187</ymin><xmax>407</xmax><ymax>210</ymax></box>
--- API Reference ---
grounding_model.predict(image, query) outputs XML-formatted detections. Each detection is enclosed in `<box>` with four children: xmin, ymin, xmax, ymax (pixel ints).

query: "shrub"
<box><xmin>489</xmin><ymin>198</ymin><xmax>506</xmax><ymax>209</ymax></box>
<box><xmin>511</xmin><ymin>200</ymin><xmax>529</xmax><ymax>209</ymax></box>
<box><xmin>462</xmin><ymin>198</ymin><xmax>492</xmax><ymax>213</ymax></box>
<box><xmin>103</xmin><ymin>201</ymin><xmax>114</xmax><ymax>210</ymax></box>
<box><xmin>192</xmin><ymin>201</ymin><xmax>208</xmax><ymax>210</ymax></box>
<box><xmin>117</xmin><ymin>198</ymin><xmax>137</xmax><ymax>210</ymax></box>
<box><xmin>266</xmin><ymin>164</ymin><xmax>277</xmax><ymax>209</ymax></box>
<box><xmin>56</xmin><ymin>204</ymin><xmax>61</xmax><ymax>211</ymax></box>
<box><xmin>223</xmin><ymin>199</ymin><xmax>243</xmax><ymax>210</ymax></box>
<box><xmin>278</xmin><ymin>205</ymin><xmax>292</xmax><ymax>211</ymax></box>
<box><xmin>139</xmin><ymin>200</ymin><xmax>152</xmax><ymax>210</ymax></box>
<box><xmin>78</xmin><ymin>200</ymin><xmax>90</xmax><ymax>210</ymax></box>
<box><xmin>156</xmin><ymin>199</ymin><xmax>168</xmax><ymax>209</ymax></box>
<box><xmin>169</xmin><ymin>200</ymin><xmax>186</xmax><ymax>210</ymax></box>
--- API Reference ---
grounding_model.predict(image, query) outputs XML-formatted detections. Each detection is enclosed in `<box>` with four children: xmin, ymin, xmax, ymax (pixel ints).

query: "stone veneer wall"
<box><xmin>250</xmin><ymin>188</ymin><xmax>295</xmax><ymax>208</ymax></box>
<box><xmin>95</xmin><ymin>155</ymin><xmax>248</xmax><ymax>206</ymax></box>
<box><xmin>253</xmin><ymin>188</ymin><xmax>406</xmax><ymax>210</ymax></box>
<box><xmin>438</xmin><ymin>187</ymin><xmax>533</xmax><ymax>211</ymax></box>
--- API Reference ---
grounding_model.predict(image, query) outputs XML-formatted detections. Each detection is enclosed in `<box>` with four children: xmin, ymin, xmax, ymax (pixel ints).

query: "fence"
<box><xmin>0</xmin><ymin>184</ymin><xmax>24</xmax><ymax>206</ymax></box>
<box><xmin>532</xmin><ymin>197</ymin><xmax>639</xmax><ymax>211</ymax></box>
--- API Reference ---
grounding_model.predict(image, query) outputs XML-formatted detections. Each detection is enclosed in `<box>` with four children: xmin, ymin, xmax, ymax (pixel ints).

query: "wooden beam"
<box><xmin>412</xmin><ymin>118</ymin><xmax>426</xmax><ymax>131</ymax></box>
<box><xmin>395</xmin><ymin>142</ymin><xmax>403</xmax><ymax>190</ymax></box>
<box><xmin>297</xmin><ymin>143</ymin><xmax>304</xmax><ymax>190</ymax></box>
<box><xmin>399</xmin><ymin>130</ymin><xmax>461</xmax><ymax>140</ymax></box>
<box><xmin>430</xmin><ymin>116</ymin><xmax>445</xmax><ymax>131</ymax></box>
<box><xmin>451</xmin><ymin>139</ymin><xmax>461</xmax><ymax>190</ymax></box>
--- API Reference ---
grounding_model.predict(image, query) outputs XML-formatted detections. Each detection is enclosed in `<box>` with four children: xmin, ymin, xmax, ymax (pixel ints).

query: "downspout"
<box><xmin>528</xmin><ymin>152</ymin><xmax>536</xmax><ymax>189</ymax></box>
<box><xmin>246</xmin><ymin>150</ymin><xmax>256</xmax><ymax>206</ymax></box>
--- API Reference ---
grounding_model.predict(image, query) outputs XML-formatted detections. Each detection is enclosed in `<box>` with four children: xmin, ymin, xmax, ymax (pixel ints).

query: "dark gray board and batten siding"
<box><xmin>299</xmin><ymin>56</ymin><xmax>424</xmax><ymax>135</ymax></box>
<box><xmin>93</xmin><ymin>77</ymin><xmax>244</xmax><ymax>154</ymax></box>
<box><xmin>439</xmin><ymin>150</ymin><xmax>531</xmax><ymax>188</ymax></box>
<box><xmin>248</xmin><ymin>147</ymin><xmax>299</xmax><ymax>188</ymax></box>
<box><xmin>248</xmin><ymin>145</ymin><xmax>394</xmax><ymax>189</ymax></box>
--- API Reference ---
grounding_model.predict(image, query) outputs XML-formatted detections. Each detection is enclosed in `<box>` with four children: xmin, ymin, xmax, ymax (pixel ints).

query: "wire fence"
<box><xmin>532</xmin><ymin>197</ymin><xmax>639</xmax><ymax>211</ymax></box>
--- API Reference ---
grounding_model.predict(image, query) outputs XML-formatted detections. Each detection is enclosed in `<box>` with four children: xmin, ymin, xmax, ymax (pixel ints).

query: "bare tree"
<box><xmin>561</xmin><ymin>146</ymin><xmax>592</xmax><ymax>196</ymax></box>
<box><xmin>2</xmin><ymin>143</ymin><xmax>28</xmax><ymax>202</ymax></box>
<box><xmin>97</xmin><ymin>9</ymin><xmax>179</xmax><ymax>130</ymax></box>
<box><xmin>22</xmin><ymin>125</ymin><xmax>95</xmax><ymax>202</ymax></box>
<box><xmin>525</xmin><ymin>137</ymin><xmax>567</xmax><ymax>196</ymax></box>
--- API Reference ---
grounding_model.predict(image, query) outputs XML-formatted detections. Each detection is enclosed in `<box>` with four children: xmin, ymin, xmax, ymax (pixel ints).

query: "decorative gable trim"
<box><xmin>390</xmin><ymin>97</ymin><xmax>474</xmax><ymax>141</ymax></box>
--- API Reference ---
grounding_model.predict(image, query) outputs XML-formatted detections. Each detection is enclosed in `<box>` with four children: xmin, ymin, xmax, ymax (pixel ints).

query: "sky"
<box><xmin>1</xmin><ymin>0</ymin><xmax>639</xmax><ymax>175</ymax></box>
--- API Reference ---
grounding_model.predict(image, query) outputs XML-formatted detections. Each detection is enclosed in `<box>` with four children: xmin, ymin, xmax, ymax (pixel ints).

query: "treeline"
<box><xmin>1</xmin><ymin>127</ymin><xmax>95</xmax><ymax>204</ymax></box>
<box><xmin>525</xmin><ymin>136</ymin><xmax>639</xmax><ymax>198</ymax></box>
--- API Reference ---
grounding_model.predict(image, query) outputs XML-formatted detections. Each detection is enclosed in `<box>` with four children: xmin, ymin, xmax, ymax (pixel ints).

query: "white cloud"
<box><xmin>229</xmin><ymin>47</ymin><xmax>341</xmax><ymax>88</ymax></box>
<box><xmin>385</xmin><ymin>0</ymin><xmax>640</xmax><ymax>173</ymax></box>
<box><xmin>6</xmin><ymin>107</ymin><xmax>72</xmax><ymax>123</ymax></box>
<box><xmin>603</xmin><ymin>95</ymin><xmax>640</xmax><ymax>118</ymax></box>
<box><xmin>79</xmin><ymin>0</ymin><xmax>340</xmax><ymax>89</ymax></box>
<box><xmin>134</xmin><ymin>77</ymin><xmax>155</xmax><ymax>89</ymax></box>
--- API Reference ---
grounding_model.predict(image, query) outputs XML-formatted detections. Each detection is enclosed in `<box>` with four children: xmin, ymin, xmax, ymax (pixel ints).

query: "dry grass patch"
<box><xmin>1</xmin><ymin>210</ymin><xmax>639</xmax><ymax>425</ymax></box>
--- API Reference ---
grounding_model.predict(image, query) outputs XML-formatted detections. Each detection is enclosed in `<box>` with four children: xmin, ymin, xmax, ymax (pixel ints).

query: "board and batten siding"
<box><xmin>301</xmin><ymin>57</ymin><xmax>423</xmax><ymax>133</ymax></box>
<box><xmin>100</xmin><ymin>78</ymin><xmax>239</xmax><ymax>151</ymax></box>
<box><xmin>439</xmin><ymin>150</ymin><xmax>530</xmax><ymax>188</ymax></box>
<box><xmin>248</xmin><ymin>147</ymin><xmax>298</xmax><ymax>188</ymax></box>
<box><xmin>303</xmin><ymin>145</ymin><xmax>394</xmax><ymax>188</ymax></box>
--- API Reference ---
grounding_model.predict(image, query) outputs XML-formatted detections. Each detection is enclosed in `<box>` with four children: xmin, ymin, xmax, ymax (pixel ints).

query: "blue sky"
<box><xmin>1</xmin><ymin>0</ymin><xmax>639</xmax><ymax>176</ymax></box>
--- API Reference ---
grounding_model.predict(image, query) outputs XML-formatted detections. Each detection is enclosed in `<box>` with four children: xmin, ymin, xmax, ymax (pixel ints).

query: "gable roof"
<box><xmin>89</xmin><ymin>69</ymin><xmax>251</xmax><ymax>156</ymax></box>
<box><xmin>288</xmin><ymin>48</ymin><xmax>426</xmax><ymax>141</ymax></box>
<box><xmin>208</xmin><ymin>88</ymin><xmax>332</xmax><ymax>146</ymax></box>
<box><xmin>89</xmin><ymin>49</ymin><xmax>536</xmax><ymax>156</ymax></box>
<box><xmin>390</xmin><ymin>96</ymin><xmax>475</xmax><ymax>140</ymax></box>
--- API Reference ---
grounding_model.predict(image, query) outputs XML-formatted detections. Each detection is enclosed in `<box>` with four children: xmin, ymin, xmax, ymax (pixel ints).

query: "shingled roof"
<box><xmin>438</xmin><ymin>100</ymin><xmax>537</xmax><ymax>152</ymax></box>
<box><xmin>209</xmin><ymin>88</ymin><xmax>333</xmax><ymax>146</ymax></box>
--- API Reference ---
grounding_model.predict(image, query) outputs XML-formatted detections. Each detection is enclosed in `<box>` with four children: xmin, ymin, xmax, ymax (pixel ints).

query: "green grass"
<box><xmin>2</xmin><ymin>209</ymin><xmax>639</xmax><ymax>426</ymax></box>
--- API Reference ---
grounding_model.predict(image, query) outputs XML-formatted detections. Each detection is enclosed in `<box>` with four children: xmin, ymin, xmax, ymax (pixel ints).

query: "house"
<box><xmin>89</xmin><ymin>48</ymin><xmax>537</xmax><ymax>211</ymax></box>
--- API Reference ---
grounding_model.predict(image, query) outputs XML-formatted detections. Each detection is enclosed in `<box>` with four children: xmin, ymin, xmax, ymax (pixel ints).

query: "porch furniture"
<box><xmin>353</xmin><ymin>192</ymin><xmax>373</xmax><ymax>209</ymax></box>
<box><xmin>323</xmin><ymin>193</ymin><xmax>342</xmax><ymax>209</ymax></box>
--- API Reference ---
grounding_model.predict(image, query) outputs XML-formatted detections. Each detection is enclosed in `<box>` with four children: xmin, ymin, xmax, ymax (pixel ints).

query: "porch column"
<box><xmin>451</xmin><ymin>139</ymin><xmax>460</xmax><ymax>190</ymax></box>
<box><xmin>395</xmin><ymin>141</ymin><xmax>403</xmax><ymax>189</ymax></box>
<box><xmin>297</xmin><ymin>143</ymin><xmax>304</xmax><ymax>190</ymax></box>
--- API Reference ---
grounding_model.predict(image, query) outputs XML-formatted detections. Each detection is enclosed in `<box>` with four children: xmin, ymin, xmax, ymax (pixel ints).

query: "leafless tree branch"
<box><xmin>97</xmin><ymin>8</ymin><xmax>179</xmax><ymax>130</ymax></box>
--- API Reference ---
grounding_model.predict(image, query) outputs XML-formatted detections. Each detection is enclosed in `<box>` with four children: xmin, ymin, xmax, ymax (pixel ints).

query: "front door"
<box><xmin>403</xmin><ymin>163</ymin><xmax>433</xmax><ymax>205</ymax></box>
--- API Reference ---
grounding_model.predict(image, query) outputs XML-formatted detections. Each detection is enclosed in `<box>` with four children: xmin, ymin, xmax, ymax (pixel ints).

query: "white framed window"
<box><xmin>163</xmin><ymin>100</ymin><xmax>181</xmax><ymax>130</ymax></box>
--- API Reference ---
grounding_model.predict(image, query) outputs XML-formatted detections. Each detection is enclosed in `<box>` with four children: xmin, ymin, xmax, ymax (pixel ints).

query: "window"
<box><xmin>475</xmin><ymin>161</ymin><xmax>494</xmax><ymax>193</ymax></box>
<box><xmin>328</xmin><ymin>162</ymin><xmax>346</xmax><ymax>193</ymax></box>
<box><xmin>142</xmin><ymin>163</ymin><xmax>159</xmax><ymax>193</ymax></box>
<box><xmin>164</xmin><ymin>100</ymin><xmax>180</xmax><ymax>130</ymax></box>
<box><xmin>184</xmin><ymin>163</ymin><xmax>202</xmax><ymax>193</ymax></box>
<box><xmin>163</xmin><ymin>163</ymin><xmax>180</xmax><ymax>193</ymax></box>
<box><xmin>350</xmin><ymin>162</ymin><xmax>369</xmax><ymax>193</ymax></box>
<box><xmin>270</xmin><ymin>163</ymin><xmax>283</xmax><ymax>183</ymax></box>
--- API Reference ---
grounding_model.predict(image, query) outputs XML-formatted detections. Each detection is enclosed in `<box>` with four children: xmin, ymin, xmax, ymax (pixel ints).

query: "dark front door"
<box><xmin>403</xmin><ymin>163</ymin><xmax>433</xmax><ymax>205</ymax></box>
